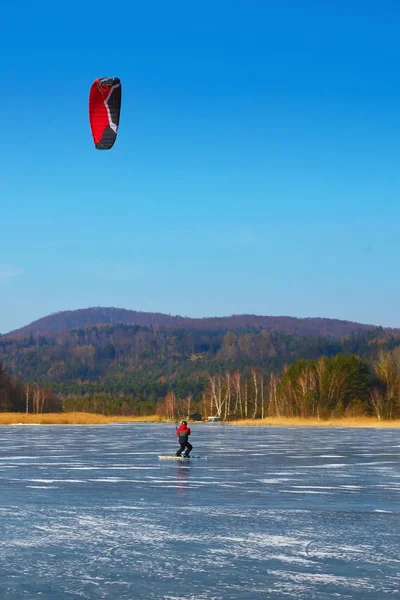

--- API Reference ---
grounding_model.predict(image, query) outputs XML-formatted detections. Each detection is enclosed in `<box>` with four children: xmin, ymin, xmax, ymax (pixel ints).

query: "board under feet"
<box><xmin>158</xmin><ymin>455</ymin><xmax>207</xmax><ymax>460</ymax></box>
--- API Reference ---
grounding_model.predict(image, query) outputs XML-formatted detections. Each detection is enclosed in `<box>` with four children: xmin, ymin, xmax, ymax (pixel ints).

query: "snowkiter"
<box><xmin>175</xmin><ymin>421</ymin><xmax>193</xmax><ymax>458</ymax></box>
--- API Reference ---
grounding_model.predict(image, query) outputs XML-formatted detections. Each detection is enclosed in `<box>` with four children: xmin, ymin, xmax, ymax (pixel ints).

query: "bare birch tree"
<box><xmin>232</xmin><ymin>370</ymin><xmax>242</xmax><ymax>418</ymax></box>
<box><xmin>370</xmin><ymin>388</ymin><xmax>384</xmax><ymax>421</ymax></box>
<box><xmin>251</xmin><ymin>367</ymin><xmax>258</xmax><ymax>419</ymax></box>
<box><xmin>260</xmin><ymin>373</ymin><xmax>265</xmax><ymax>419</ymax></box>
<box><xmin>223</xmin><ymin>371</ymin><xmax>232</xmax><ymax>420</ymax></box>
<box><xmin>208</xmin><ymin>375</ymin><xmax>224</xmax><ymax>417</ymax></box>
<box><xmin>269</xmin><ymin>373</ymin><xmax>279</xmax><ymax>417</ymax></box>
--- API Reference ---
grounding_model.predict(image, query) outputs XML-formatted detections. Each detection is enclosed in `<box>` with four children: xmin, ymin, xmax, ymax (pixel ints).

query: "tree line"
<box><xmin>1</xmin><ymin>324</ymin><xmax>400</xmax><ymax>420</ymax></box>
<box><xmin>156</xmin><ymin>351</ymin><xmax>400</xmax><ymax>421</ymax></box>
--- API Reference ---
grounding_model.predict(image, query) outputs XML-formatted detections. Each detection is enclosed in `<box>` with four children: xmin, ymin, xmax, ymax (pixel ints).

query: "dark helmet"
<box><xmin>181</xmin><ymin>420</ymin><xmax>188</xmax><ymax>426</ymax></box>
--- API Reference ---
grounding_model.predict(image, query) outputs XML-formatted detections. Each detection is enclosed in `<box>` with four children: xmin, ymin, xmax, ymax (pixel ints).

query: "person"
<box><xmin>175</xmin><ymin>420</ymin><xmax>193</xmax><ymax>458</ymax></box>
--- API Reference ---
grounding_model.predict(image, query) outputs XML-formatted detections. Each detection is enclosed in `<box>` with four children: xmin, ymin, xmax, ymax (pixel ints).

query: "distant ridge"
<box><xmin>5</xmin><ymin>308</ymin><xmax>184</xmax><ymax>336</ymax></box>
<box><xmin>4</xmin><ymin>306</ymin><xmax>386</xmax><ymax>339</ymax></box>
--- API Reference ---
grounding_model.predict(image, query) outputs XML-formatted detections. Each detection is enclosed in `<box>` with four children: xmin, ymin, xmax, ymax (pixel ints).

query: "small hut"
<box><xmin>189</xmin><ymin>412</ymin><xmax>202</xmax><ymax>421</ymax></box>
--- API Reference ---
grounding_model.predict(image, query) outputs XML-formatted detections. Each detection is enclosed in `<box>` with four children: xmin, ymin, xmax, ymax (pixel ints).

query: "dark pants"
<box><xmin>175</xmin><ymin>441</ymin><xmax>193</xmax><ymax>457</ymax></box>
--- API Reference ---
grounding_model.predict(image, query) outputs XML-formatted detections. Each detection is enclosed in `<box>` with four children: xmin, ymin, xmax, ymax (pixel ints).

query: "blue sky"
<box><xmin>2</xmin><ymin>0</ymin><xmax>400</xmax><ymax>333</ymax></box>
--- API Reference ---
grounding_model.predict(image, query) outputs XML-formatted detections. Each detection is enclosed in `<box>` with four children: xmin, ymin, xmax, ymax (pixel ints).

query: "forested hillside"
<box><xmin>0</xmin><ymin>324</ymin><xmax>385</xmax><ymax>392</ymax></box>
<box><xmin>1</xmin><ymin>321</ymin><xmax>400</xmax><ymax>417</ymax></box>
<box><xmin>6</xmin><ymin>306</ymin><xmax>383</xmax><ymax>338</ymax></box>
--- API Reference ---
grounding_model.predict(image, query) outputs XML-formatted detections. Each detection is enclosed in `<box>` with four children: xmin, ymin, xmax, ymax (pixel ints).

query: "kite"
<box><xmin>89</xmin><ymin>77</ymin><xmax>122</xmax><ymax>150</ymax></box>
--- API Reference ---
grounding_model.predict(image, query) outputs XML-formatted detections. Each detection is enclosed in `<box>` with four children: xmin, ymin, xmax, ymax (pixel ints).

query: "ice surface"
<box><xmin>0</xmin><ymin>423</ymin><xmax>399</xmax><ymax>599</ymax></box>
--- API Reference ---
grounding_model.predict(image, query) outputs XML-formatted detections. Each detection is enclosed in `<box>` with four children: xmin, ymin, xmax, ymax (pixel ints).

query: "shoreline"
<box><xmin>230</xmin><ymin>417</ymin><xmax>400</xmax><ymax>428</ymax></box>
<box><xmin>0</xmin><ymin>413</ymin><xmax>399</xmax><ymax>428</ymax></box>
<box><xmin>0</xmin><ymin>413</ymin><xmax>167</xmax><ymax>425</ymax></box>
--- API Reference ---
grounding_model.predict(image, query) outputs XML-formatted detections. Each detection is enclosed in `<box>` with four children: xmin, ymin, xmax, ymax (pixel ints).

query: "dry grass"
<box><xmin>230</xmin><ymin>416</ymin><xmax>400</xmax><ymax>428</ymax></box>
<box><xmin>0</xmin><ymin>413</ymin><xmax>170</xmax><ymax>425</ymax></box>
<box><xmin>1</xmin><ymin>413</ymin><xmax>398</xmax><ymax>428</ymax></box>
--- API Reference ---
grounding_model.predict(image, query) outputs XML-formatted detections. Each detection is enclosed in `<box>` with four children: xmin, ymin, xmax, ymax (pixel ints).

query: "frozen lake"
<box><xmin>0</xmin><ymin>423</ymin><xmax>399</xmax><ymax>599</ymax></box>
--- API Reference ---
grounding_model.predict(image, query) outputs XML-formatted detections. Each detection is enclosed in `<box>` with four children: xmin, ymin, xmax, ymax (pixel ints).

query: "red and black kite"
<box><xmin>89</xmin><ymin>77</ymin><xmax>122</xmax><ymax>150</ymax></box>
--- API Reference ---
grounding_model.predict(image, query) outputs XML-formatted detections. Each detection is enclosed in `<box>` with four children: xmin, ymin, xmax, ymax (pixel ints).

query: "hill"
<box><xmin>5</xmin><ymin>307</ymin><xmax>184</xmax><ymax>337</ymax></box>
<box><xmin>1</xmin><ymin>317</ymin><xmax>399</xmax><ymax>401</ymax></box>
<box><xmin>1</xmin><ymin>318</ymin><xmax>400</xmax><ymax>418</ymax></box>
<box><xmin>5</xmin><ymin>306</ymin><xmax>386</xmax><ymax>338</ymax></box>
<box><xmin>3</xmin><ymin>307</ymin><xmax>400</xmax><ymax>415</ymax></box>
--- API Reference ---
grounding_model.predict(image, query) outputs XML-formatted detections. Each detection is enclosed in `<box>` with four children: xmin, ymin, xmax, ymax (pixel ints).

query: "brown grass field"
<box><xmin>0</xmin><ymin>413</ymin><xmax>399</xmax><ymax>427</ymax></box>
<box><xmin>0</xmin><ymin>413</ymin><xmax>168</xmax><ymax>425</ymax></box>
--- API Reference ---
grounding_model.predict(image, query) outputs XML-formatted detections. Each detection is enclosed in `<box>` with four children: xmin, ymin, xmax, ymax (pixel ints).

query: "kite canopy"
<box><xmin>89</xmin><ymin>77</ymin><xmax>122</xmax><ymax>150</ymax></box>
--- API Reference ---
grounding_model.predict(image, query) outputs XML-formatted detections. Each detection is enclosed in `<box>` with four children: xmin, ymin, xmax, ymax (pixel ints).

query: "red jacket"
<box><xmin>176</xmin><ymin>424</ymin><xmax>191</xmax><ymax>441</ymax></box>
